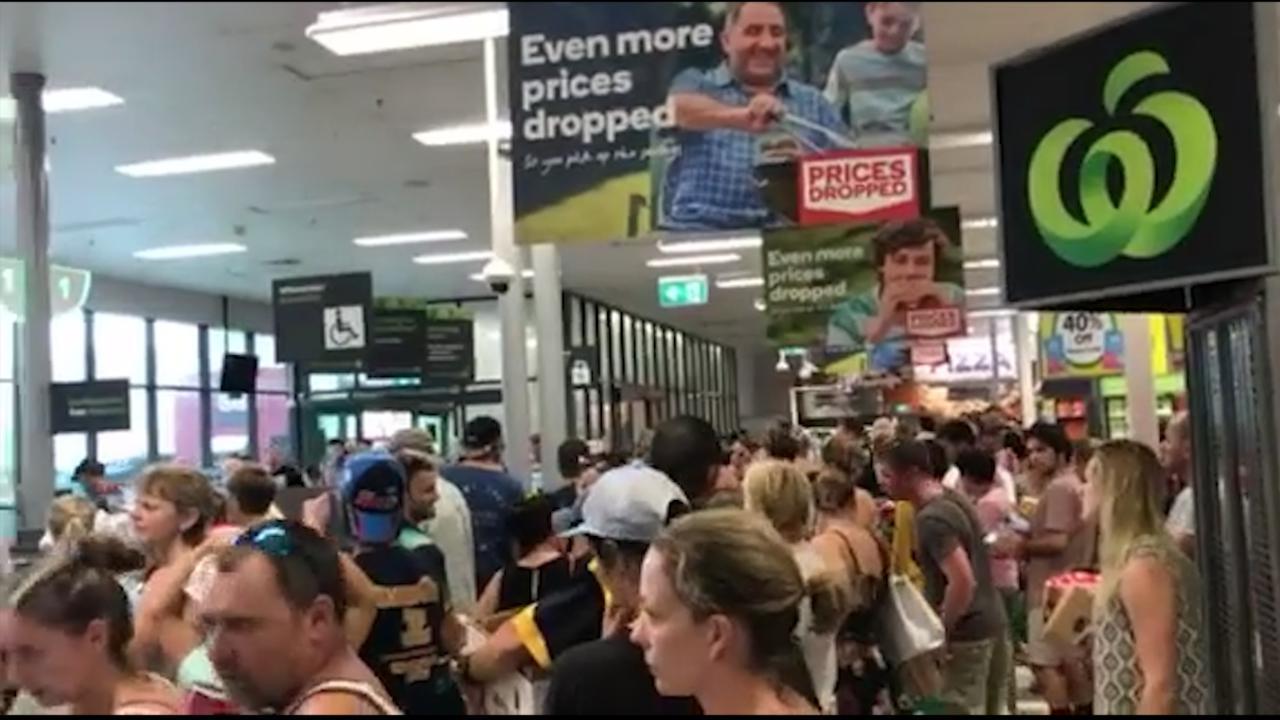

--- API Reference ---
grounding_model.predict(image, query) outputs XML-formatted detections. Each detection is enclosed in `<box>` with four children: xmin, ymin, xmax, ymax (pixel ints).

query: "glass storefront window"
<box><xmin>0</xmin><ymin>381</ymin><xmax>15</xmax><ymax>506</ymax></box>
<box><xmin>211</xmin><ymin>392</ymin><xmax>250</xmax><ymax>460</ymax></box>
<box><xmin>0</xmin><ymin>309</ymin><xmax>14</xmax><ymax>380</ymax></box>
<box><xmin>52</xmin><ymin>310</ymin><xmax>87</xmax><ymax>383</ymax></box>
<box><xmin>254</xmin><ymin>334</ymin><xmax>290</xmax><ymax>393</ymax></box>
<box><xmin>156</xmin><ymin>389</ymin><xmax>202</xmax><ymax>465</ymax></box>
<box><xmin>155</xmin><ymin>321</ymin><xmax>201</xmax><ymax>388</ymax></box>
<box><xmin>256</xmin><ymin>394</ymin><xmax>292</xmax><ymax>462</ymax></box>
<box><xmin>97</xmin><ymin>389</ymin><xmax>150</xmax><ymax>478</ymax></box>
<box><xmin>93</xmin><ymin>313</ymin><xmax>147</xmax><ymax>384</ymax></box>
<box><xmin>54</xmin><ymin>433</ymin><xmax>88</xmax><ymax>492</ymax></box>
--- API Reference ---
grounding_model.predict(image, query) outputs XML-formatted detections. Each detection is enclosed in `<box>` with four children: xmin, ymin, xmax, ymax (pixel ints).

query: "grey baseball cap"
<box><xmin>561</xmin><ymin>463</ymin><xmax>689</xmax><ymax>543</ymax></box>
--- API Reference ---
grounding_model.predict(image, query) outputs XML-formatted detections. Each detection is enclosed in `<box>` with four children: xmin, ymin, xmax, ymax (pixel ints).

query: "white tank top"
<box><xmin>793</xmin><ymin>543</ymin><xmax>838</xmax><ymax>715</ymax></box>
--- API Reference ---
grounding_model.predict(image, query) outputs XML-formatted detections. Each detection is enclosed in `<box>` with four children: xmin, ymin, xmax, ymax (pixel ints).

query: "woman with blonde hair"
<box><xmin>1088</xmin><ymin>440</ymin><xmax>1210</xmax><ymax>715</ymax></box>
<box><xmin>632</xmin><ymin>509</ymin><xmax>843</xmax><ymax>715</ymax></box>
<box><xmin>742</xmin><ymin>461</ymin><xmax>850</xmax><ymax>714</ymax></box>
<box><xmin>46</xmin><ymin>496</ymin><xmax>98</xmax><ymax>547</ymax></box>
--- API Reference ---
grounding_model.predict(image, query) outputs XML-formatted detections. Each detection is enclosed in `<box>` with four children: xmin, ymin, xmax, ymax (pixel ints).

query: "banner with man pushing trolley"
<box><xmin>508</xmin><ymin>1</ymin><xmax>931</xmax><ymax>245</ymax></box>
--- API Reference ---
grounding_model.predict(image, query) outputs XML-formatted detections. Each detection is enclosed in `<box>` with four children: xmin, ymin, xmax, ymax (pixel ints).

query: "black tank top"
<box><xmin>354</xmin><ymin>544</ymin><xmax>460</xmax><ymax>715</ymax></box>
<box><xmin>497</xmin><ymin>555</ymin><xmax>576</xmax><ymax>612</ymax></box>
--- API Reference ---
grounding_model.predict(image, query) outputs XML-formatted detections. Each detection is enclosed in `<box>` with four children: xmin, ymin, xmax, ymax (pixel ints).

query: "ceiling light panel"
<box><xmin>354</xmin><ymin>230</ymin><xmax>467</xmax><ymax>247</ymax></box>
<box><xmin>115</xmin><ymin>150</ymin><xmax>275</xmax><ymax>178</ymax></box>
<box><xmin>307</xmin><ymin>5</ymin><xmax>509</xmax><ymax>56</ymax></box>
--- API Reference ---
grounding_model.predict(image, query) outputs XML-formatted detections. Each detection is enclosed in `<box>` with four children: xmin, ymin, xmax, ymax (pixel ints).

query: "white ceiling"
<box><xmin>0</xmin><ymin>1</ymin><xmax>1156</xmax><ymax>346</ymax></box>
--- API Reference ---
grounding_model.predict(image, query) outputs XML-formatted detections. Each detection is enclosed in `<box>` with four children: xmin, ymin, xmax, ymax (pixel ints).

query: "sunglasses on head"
<box><xmin>235</xmin><ymin>520</ymin><xmax>298</xmax><ymax>558</ymax></box>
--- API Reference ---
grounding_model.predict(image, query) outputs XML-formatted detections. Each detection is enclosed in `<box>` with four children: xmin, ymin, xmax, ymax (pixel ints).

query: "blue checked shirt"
<box><xmin>663</xmin><ymin>64</ymin><xmax>849</xmax><ymax>230</ymax></box>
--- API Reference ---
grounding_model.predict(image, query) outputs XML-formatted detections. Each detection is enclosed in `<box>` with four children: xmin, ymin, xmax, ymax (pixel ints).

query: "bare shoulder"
<box><xmin>293</xmin><ymin>690</ymin><xmax>393</xmax><ymax>716</ymax></box>
<box><xmin>1119</xmin><ymin>554</ymin><xmax>1175</xmax><ymax>605</ymax></box>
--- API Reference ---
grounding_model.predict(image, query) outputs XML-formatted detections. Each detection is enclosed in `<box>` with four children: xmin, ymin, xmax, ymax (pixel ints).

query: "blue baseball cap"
<box><xmin>341</xmin><ymin>452</ymin><xmax>405</xmax><ymax>544</ymax></box>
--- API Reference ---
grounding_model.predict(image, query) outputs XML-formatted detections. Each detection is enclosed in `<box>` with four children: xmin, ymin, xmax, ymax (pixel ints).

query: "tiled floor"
<box><xmin>1016</xmin><ymin>666</ymin><xmax>1050</xmax><ymax>715</ymax></box>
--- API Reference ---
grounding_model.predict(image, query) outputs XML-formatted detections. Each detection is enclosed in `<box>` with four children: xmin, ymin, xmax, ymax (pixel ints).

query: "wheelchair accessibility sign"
<box><xmin>324</xmin><ymin>305</ymin><xmax>366</xmax><ymax>351</ymax></box>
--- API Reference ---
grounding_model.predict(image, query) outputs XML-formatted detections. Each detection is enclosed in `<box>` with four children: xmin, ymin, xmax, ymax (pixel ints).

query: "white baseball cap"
<box><xmin>562</xmin><ymin>463</ymin><xmax>689</xmax><ymax>543</ymax></box>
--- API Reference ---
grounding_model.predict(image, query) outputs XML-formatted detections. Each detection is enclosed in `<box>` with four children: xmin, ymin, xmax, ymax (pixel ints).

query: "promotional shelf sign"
<box><xmin>1039</xmin><ymin>312</ymin><xmax>1124</xmax><ymax>378</ymax></box>
<box><xmin>508</xmin><ymin>2</ymin><xmax>931</xmax><ymax>245</ymax></box>
<box><xmin>993</xmin><ymin>2</ymin><xmax>1271</xmax><ymax>308</ymax></box>
<box><xmin>763</xmin><ymin>207</ymin><xmax>964</xmax><ymax>374</ymax></box>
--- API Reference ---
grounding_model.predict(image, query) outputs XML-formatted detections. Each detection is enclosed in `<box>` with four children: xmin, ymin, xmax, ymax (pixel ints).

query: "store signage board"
<box><xmin>1039</xmin><ymin>312</ymin><xmax>1124</xmax><ymax>378</ymax></box>
<box><xmin>566</xmin><ymin>346</ymin><xmax>599</xmax><ymax>387</ymax></box>
<box><xmin>271</xmin><ymin>273</ymin><xmax>372</xmax><ymax>364</ymax></box>
<box><xmin>424</xmin><ymin>319</ymin><xmax>474</xmax><ymax>384</ymax></box>
<box><xmin>658</xmin><ymin>274</ymin><xmax>708</xmax><ymax>308</ymax></box>
<box><xmin>992</xmin><ymin>2</ymin><xmax>1274</xmax><ymax>308</ymax></box>
<box><xmin>50</xmin><ymin>379</ymin><xmax>130</xmax><ymax>433</ymax></box>
<box><xmin>366</xmin><ymin>309</ymin><xmax>427</xmax><ymax>379</ymax></box>
<box><xmin>797</xmin><ymin>148</ymin><xmax>920</xmax><ymax>225</ymax></box>
<box><xmin>0</xmin><ymin>256</ymin><xmax>92</xmax><ymax>318</ymax></box>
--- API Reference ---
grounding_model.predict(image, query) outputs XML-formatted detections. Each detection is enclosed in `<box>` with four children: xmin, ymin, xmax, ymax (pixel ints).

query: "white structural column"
<box><xmin>484</xmin><ymin>38</ymin><xmax>533</xmax><ymax>484</ymax></box>
<box><xmin>532</xmin><ymin>244</ymin><xmax>568</xmax><ymax>491</ymax></box>
<box><xmin>11</xmin><ymin>73</ymin><xmax>55</xmax><ymax>530</ymax></box>
<box><xmin>1120</xmin><ymin>313</ymin><xmax>1159</xmax><ymax>447</ymax></box>
<box><xmin>1014</xmin><ymin>313</ymin><xmax>1038</xmax><ymax>427</ymax></box>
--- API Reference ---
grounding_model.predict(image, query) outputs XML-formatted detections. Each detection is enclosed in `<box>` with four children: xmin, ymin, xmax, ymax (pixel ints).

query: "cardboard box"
<box><xmin>1043</xmin><ymin>571</ymin><xmax>1100</xmax><ymax>648</ymax></box>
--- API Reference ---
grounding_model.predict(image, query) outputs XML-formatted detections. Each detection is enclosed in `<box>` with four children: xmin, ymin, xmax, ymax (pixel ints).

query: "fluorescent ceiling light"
<box><xmin>413</xmin><ymin>120</ymin><xmax>512</xmax><ymax>147</ymax></box>
<box><xmin>964</xmin><ymin>258</ymin><xmax>1001</xmax><ymax>271</ymax></box>
<box><xmin>43</xmin><ymin>87</ymin><xmax>124</xmax><ymax>113</ymax></box>
<box><xmin>307</xmin><ymin>5</ymin><xmax>509</xmax><ymax>56</ymax></box>
<box><xmin>716</xmin><ymin>276</ymin><xmax>764</xmax><ymax>289</ymax></box>
<box><xmin>133</xmin><ymin>243</ymin><xmax>247</xmax><ymax>261</ymax></box>
<box><xmin>969</xmin><ymin>309</ymin><xmax>1016</xmax><ymax>319</ymax></box>
<box><xmin>646</xmin><ymin>253</ymin><xmax>741</xmax><ymax>269</ymax></box>
<box><xmin>354</xmin><ymin>229</ymin><xmax>467</xmax><ymax>247</ymax></box>
<box><xmin>659</xmin><ymin>236</ymin><xmax>762</xmax><ymax>254</ymax></box>
<box><xmin>966</xmin><ymin>286</ymin><xmax>1002</xmax><ymax>298</ymax></box>
<box><xmin>754</xmin><ymin>299</ymin><xmax>768</xmax><ymax>312</ymax></box>
<box><xmin>470</xmin><ymin>269</ymin><xmax>534</xmax><ymax>282</ymax></box>
<box><xmin>413</xmin><ymin>250</ymin><xmax>493</xmax><ymax>266</ymax></box>
<box><xmin>115</xmin><ymin>150</ymin><xmax>275</xmax><ymax>178</ymax></box>
<box><xmin>930</xmin><ymin>130</ymin><xmax>993</xmax><ymax>151</ymax></box>
<box><xmin>962</xmin><ymin>216</ymin><xmax>1000</xmax><ymax>231</ymax></box>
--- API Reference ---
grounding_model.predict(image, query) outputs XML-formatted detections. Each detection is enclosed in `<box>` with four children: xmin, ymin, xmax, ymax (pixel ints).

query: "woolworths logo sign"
<box><xmin>1028</xmin><ymin>50</ymin><xmax>1217</xmax><ymax>268</ymax></box>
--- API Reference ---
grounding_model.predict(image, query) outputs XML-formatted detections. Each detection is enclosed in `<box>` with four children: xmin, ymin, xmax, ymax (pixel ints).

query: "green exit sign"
<box><xmin>658</xmin><ymin>274</ymin><xmax>709</xmax><ymax>308</ymax></box>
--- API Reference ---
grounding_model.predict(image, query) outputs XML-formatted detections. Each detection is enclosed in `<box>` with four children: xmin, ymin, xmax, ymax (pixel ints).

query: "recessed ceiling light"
<box><xmin>413</xmin><ymin>250</ymin><xmax>494</xmax><ymax>266</ymax></box>
<box><xmin>306</xmin><ymin>5</ymin><xmax>509</xmax><ymax>56</ymax></box>
<box><xmin>134</xmin><ymin>243</ymin><xmax>247</xmax><ymax>261</ymax></box>
<box><xmin>646</xmin><ymin>253</ymin><xmax>741</xmax><ymax>269</ymax></box>
<box><xmin>658</xmin><ymin>235</ymin><xmax>762</xmax><ymax>254</ymax></box>
<box><xmin>716</xmin><ymin>276</ymin><xmax>765</xmax><ymax>289</ymax></box>
<box><xmin>413</xmin><ymin>121</ymin><xmax>512</xmax><ymax>147</ymax></box>
<box><xmin>115</xmin><ymin>150</ymin><xmax>275</xmax><ymax>178</ymax></box>
<box><xmin>42</xmin><ymin>87</ymin><xmax>125</xmax><ymax>113</ymax></box>
<box><xmin>964</xmin><ymin>258</ymin><xmax>1001</xmax><ymax>270</ymax></box>
<box><xmin>966</xmin><ymin>286</ymin><xmax>1002</xmax><ymax>298</ymax></box>
<box><xmin>962</xmin><ymin>217</ymin><xmax>1000</xmax><ymax>230</ymax></box>
<box><xmin>930</xmin><ymin>130</ymin><xmax>993</xmax><ymax>151</ymax></box>
<box><xmin>354</xmin><ymin>229</ymin><xmax>467</xmax><ymax>247</ymax></box>
<box><xmin>969</xmin><ymin>309</ymin><xmax>1017</xmax><ymax>319</ymax></box>
<box><xmin>470</xmin><ymin>269</ymin><xmax>534</xmax><ymax>282</ymax></box>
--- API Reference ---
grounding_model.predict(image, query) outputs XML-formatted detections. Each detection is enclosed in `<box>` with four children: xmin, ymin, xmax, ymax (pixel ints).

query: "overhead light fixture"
<box><xmin>307</xmin><ymin>4</ymin><xmax>509</xmax><ymax>56</ymax></box>
<box><xmin>115</xmin><ymin>150</ymin><xmax>276</xmax><ymax>178</ymax></box>
<box><xmin>966</xmin><ymin>286</ymin><xmax>1002</xmax><ymax>298</ymax></box>
<box><xmin>42</xmin><ymin>87</ymin><xmax>125</xmax><ymax>113</ymax></box>
<box><xmin>646</xmin><ymin>253</ymin><xmax>741</xmax><ymax>269</ymax></box>
<box><xmin>717</xmin><ymin>276</ymin><xmax>765</xmax><ymax>289</ymax></box>
<box><xmin>930</xmin><ymin>130</ymin><xmax>993</xmax><ymax>151</ymax></box>
<box><xmin>133</xmin><ymin>243</ymin><xmax>247</xmax><ymax>261</ymax></box>
<box><xmin>354</xmin><ymin>229</ymin><xmax>467</xmax><ymax>247</ymax></box>
<box><xmin>470</xmin><ymin>269</ymin><xmax>534</xmax><ymax>282</ymax></box>
<box><xmin>969</xmin><ymin>309</ymin><xmax>1017</xmax><ymax>319</ymax></box>
<box><xmin>755</xmin><ymin>298</ymin><xmax>768</xmax><ymax>313</ymax></box>
<box><xmin>962</xmin><ymin>216</ymin><xmax>1000</xmax><ymax>230</ymax></box>
<box><xmin>658</xmin><ymin>235</ymin><xmax>762</xmax><ymax>254</ymax></box>
<box><xmin>413</xmin><ymin>250</ymin><xmax>493</xmax><ymax>266</ymax></box>
<box><xmin>964</xmin><ymin>258</ymin><xmax>1001</xmax><ymax>270</ymax></box>
<box><xmin>413</xmin><ymin>120</ymin><xmax>512</xmax><ymax>147</ymax></box>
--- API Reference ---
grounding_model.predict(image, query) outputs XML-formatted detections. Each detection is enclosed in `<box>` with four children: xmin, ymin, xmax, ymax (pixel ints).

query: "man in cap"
<box><xmin>440</xmin><ymin>417</ymin><xmax>525</xmax><ymax>590</ymax></box>
<box><xmin>460</xmin><ymin>464</ymin><xmax>690</xmax><ymax>689</ymax></box>
<box><xmin>342</xmin><ymin>452</ymin><xmax>467</xmax><ymax>715</ymax></box>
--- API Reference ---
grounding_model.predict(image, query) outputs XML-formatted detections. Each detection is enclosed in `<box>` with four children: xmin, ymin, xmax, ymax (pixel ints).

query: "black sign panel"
<box><xmin>367</xmin><ymin>310</ymin><xmax>427</xmax><ymax>379</ymax></box>
<box><xmin>50</xmin><ymin>380</ymin><xmax>130</xmax><ymax>433</ymax></box>
<box><xmin>272</xmin><ymin>273</ymin><xmax>372</xmax><ymax>363</ymax></box>
<box><xmin>566</xmin><ymin>346</ymin><xmax>598</xmax><ymax>388</ymax></box>
<box><xmin>424</xmin><ymin>319</ymin><xmax>474</xmax><ymax>383</ymax></box>
<box><xmin>994</xmin><ymin>2</ymin><xmax>1271</xmax><ymax>308</ymax></box>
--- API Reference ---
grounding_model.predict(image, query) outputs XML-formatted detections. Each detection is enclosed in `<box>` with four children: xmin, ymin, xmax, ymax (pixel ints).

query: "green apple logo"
<box><xmin>1028</xmin><ymin>50</ymin><xmax>1217</xmax><ymax>267</ymax></box>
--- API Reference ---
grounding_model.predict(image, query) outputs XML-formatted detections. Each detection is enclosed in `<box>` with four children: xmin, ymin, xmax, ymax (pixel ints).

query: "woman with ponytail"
<box><xmin>46</xmin><ymin>496</ymin><xmax>98</xmax><ymax>548</ymax></box>
<box><xmin>742</xmin><ymin>461</ymin><xmax>851</xmax><ymax>713</ymax></box>
<box><xmin>632</xmin><ymin>509</ymin><xmax>840</xmax><ymax>715</ymax></box>
<box><xmin>6</xmin><ymin>536</ymin><xmax>182</xmax><ymax>714</ymax></box>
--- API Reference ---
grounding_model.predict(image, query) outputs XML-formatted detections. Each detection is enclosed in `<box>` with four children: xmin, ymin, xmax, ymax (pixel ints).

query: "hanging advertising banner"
<box><xmin>508</xmin><ymin>1</ymin><xmax>930</xmax><ymax>245</ymax></box>
<box><xmin>1039</xmin><ymin>312</ymin><xmax>1124</xmax><ymax>378</ymax></box>
<box><xmin>797</xmin><ymin>148</ymin><xmax>920</xmax><ymax>225</ymax></box>
<box><xmin>993</xmin><ymin>2</ymin><xmax>1273</xmax><ymax>308</ymax></box>
<box><xmin>763</xmin><ymin>207</ymin><xmax>964</xmax><ymax>374</ymax></box>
